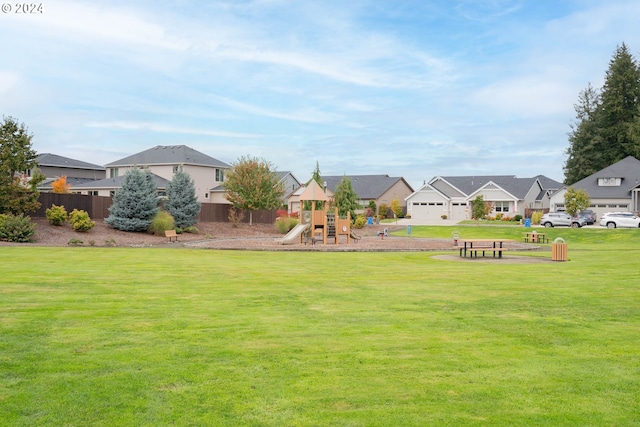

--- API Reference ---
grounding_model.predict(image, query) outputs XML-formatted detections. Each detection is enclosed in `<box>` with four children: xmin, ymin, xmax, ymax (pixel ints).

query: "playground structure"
<box><xmin>277</xmin><ymin>180</ymin><xmax>354</xmax><ymax>245</ymax></box>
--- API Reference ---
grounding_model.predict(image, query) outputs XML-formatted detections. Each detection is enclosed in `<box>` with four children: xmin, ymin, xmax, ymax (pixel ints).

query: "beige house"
<box><xmin>73</xmin><ymin>145</ymin><xmax>231</xmax><ymax>202</ymax></box>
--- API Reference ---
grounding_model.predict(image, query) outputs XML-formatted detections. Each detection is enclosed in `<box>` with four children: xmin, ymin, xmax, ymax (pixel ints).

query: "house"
<box><xmin>35</xmin><ymin>153</ymin><xmax>106</xmax><ymax>191</ymax></box>
<box><xmin>104</xmin><ymin>145</ymin><xmax>231</xmax><ymax>202</ymax></box>
<box><xmin>406</xmin><ymin>175</ymin><xmax>562</xmax><ymax>221</ymax></box>
<box><xmin>287</xmin><ymin>174</ymin><xmax>414</xmax><ymax>215</ymax></box>
<box><xmin>324</xmin><ymin>175</ymin><xmax>414</xmax><ymax>211</ymax></box>
<box><xmin>71</xmin><ymin>173</ymin><xmax>171</xmax><ymax>198</ymax></box>
<box><xmin>209</xmin><ymin>171</ymin><xmax>301</xmax><ymax>205</ymax></box>
<box><xmin>549</xmin><ymin>156</ymin><xmax>640</xmax><ymax>216</ymax></box>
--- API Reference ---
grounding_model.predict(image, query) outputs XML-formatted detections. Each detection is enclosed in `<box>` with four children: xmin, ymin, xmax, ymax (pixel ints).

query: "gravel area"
<box><xmin>1</xmin><ymin>219</ymin><xmax>547</xmax><ymax>262</ymax></box>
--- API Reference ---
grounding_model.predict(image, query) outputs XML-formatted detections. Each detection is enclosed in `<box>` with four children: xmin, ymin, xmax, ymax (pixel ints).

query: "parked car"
<box><xmin>540</xmin><ymin>212</ymin><xmax>586</xmax><ymax>228</ymax></box>
<box><xmin>577</xmin><ymin>209</ymin><xmax>597</xmax><ymax>225</ymax></box>
<box><xmin>599</xmin><ymin>212</ymin><xmax>640</xmax><ymax>228</ymax></box>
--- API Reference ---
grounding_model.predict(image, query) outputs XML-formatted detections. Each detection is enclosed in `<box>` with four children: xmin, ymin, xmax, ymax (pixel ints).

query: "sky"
<box><xmin>2</xmin><ymin>0</ymin><xmax>640</xmax><ymax>189</ymax></box>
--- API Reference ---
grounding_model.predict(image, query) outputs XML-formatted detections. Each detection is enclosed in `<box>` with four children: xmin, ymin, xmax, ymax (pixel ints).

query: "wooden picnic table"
<box><xmin>458</xmin><ymin>238</ymin><xmax>514</xmax><ymax>259</ymax></box>
<box><xmin>523</xmin><ymin>231</ymin><xmax>548</xmax><ymax>243</ymax></box>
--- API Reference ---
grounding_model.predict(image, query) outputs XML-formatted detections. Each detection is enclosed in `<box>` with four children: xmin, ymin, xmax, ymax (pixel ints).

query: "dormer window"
<box><xmin>598</xmin><ymin>177</ymin><xmax>621</xmax><ymax>187</ymax></box>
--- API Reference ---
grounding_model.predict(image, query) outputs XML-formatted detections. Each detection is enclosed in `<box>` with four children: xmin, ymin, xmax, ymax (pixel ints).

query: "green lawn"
<box><xmin>1</xmin><ymin>226</ymin><xmax>639</xmax><ymax>426</ymax></box>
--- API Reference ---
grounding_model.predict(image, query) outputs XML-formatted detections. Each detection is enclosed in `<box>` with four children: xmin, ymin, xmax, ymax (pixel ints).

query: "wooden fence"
<box><xmin>34</xmin><ymin>193</ymin><xmax>112</xmax><ymax>220</ymax></box>
<box><xmin>33</xmin><ymin>193</ymin><xmax>277</xmax><ymax>224</ymax></box>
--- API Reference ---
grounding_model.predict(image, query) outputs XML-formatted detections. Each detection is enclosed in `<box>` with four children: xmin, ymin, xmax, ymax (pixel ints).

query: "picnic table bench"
<box><xmin>523</xmin><ymin>231</ymin><xmax>548</xmax><ymax>243</ymax></box>
<box><xmin>458</xmin><ymin>239</ymin><xmax>514</xmax><ymax>259</ymax></box>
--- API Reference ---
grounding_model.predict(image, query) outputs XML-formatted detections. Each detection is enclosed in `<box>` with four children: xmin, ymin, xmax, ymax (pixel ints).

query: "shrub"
<box><xmin>104</xmin><ymin>238</ymin><xmax>117</xmax><ymax>247</ymax></box>
<box><xmin>514</xmin><ymin>214</ymin><xmax>523</xmax><ymax>222</ymax></box>
<box><xmin>46</xmin><ymin>204</ymin><xmax>68</xmax><ymax>226</ymax></box>
<box><xmin>531</xmin><ymin>211</ymin><xmax>543</xmax><ymax>225</ymax></box>
<box><xmin>67</xmin><ymin>238</ymin><xmax>83</xmax><ymax>246</ymax></box>
<box><xmin>0</xmin><ymin>214</ymin><xmax>36</xmax><ymax>242</ymax></box>
<box><xmin>378</xmin><ymin>203</ymin><xmax>389</xmax><ymax>219</ymax></box>
<box><xmin>69</xmin><ymin>209</ymin><xmax>95</xmax><ymax>232</ymax></box>
<box><xmin>275</xmin><ymin>216</ymin><xmax>298</xmax><ymax>234</ymax></box>
<box><xmin>353</xmin><ymin>215</ymin><xmax>367</xmax><ymax>229</ymax></box>
<box><xmin>228</xmin><ymin>207</ymin><xmax>244</xmax><ymax>228</ymax></box>
<box><xmin>147</xmin><ymin>211</ymin><xmax>175</xmax><ymax>236</ymax></box>
<box><xmin>183</xmin><ymin>226</ymin><xmax>199</xmax><ymax>234</ymax></box>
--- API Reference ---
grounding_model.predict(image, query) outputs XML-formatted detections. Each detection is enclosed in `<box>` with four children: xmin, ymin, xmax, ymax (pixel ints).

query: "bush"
<box><xmin>69</xmin><ymin>209</ymin><xmax>95</xmax><ymax>232</ymax></box>
<box><xmin>531</xmin><ymin>211</ymin><xmax>543</xmax><ymax>225</ymax></box>
<box><xmin>275</xmin><ymin>216</ymin><xmax>298</xmax><ymax>234</ymax></box>
<box><xmin>46</xmin><ymin>204</ymin><xmax>68</xmax><ymax>226</ymax></box>
<box><xmin>353</xmin><ymin>215</ymin><xmax>367</xmax><ymax>229</ymax></box>
<box><xmin>183</xmin><ymin>226</ymin><xmax>199</xmax><ymax>234</ymax></box>
<box><xmin>147</xmin><ymin>211</ymin><xmax>175</xmax><ymax>236</ymax></box>
<box><xmin>0</xmin><ymin>214</ymin><xmax>36</xmax><ymax>242</ymax></box>
<box><xmin>514</xmin><ymin>214</ymin><xmax>523</xmax><ymax>222</ymax></box>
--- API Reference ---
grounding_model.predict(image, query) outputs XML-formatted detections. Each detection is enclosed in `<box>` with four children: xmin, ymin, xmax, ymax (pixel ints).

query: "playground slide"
<box><xmin>276</xmin><ymin>223</ymin><xmax>311</xmax><ymax>245</ymax></box>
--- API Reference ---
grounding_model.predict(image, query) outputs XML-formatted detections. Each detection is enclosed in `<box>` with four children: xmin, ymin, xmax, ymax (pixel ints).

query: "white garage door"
<box><xmin>411</xmin><ymin>202</ymin><xmax>446</xmax><ymax>221</ymax></box>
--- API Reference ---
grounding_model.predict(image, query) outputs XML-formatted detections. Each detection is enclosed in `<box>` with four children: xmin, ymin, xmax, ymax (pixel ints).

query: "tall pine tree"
<box><xmin>332</xmin><ymin>176</ymin><xmax>359</xmax><ymax>220</ymax></box>
<box><xmin>105</xmin><ymin>168</ymin><xmax>159</xmax><ymax>231</ymax></box>
<box><xmin>0</xmin><ymin>116</ymin><xmax>43</xmax><ymax>215</ymax></box>
<box><xmin>564</xmin><ymin>43</ymin><xmax>640</xmax><ymax>184</ymax></box>
<box><xmin>165</xmin><ymin>170</ymin><xmax>200</xmax><ymax>228</ymax></box>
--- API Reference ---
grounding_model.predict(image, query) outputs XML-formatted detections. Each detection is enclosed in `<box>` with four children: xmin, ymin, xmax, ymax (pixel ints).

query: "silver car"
<box><xmin>540</xmin><ymin>212</ymin><xmax>586</xmax><ymax>228</ymax></box>
<box><xmin>599</xmin><ymin>212</ymin><xmax>640</xmax><ymax>228</ymax></box>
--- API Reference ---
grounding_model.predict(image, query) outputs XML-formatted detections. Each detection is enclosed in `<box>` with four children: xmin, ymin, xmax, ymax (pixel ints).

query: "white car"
<box><xmin>599</xmin><ymin>212</ymin><xmax>640</xmax><ymax>228</ymax></box>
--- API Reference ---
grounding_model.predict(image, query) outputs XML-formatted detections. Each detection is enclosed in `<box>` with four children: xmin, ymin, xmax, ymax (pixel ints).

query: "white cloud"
<box><xmin>85</xmin><ymin>121</ymin><xmax>259</xmax><ymax>139</ymax></box>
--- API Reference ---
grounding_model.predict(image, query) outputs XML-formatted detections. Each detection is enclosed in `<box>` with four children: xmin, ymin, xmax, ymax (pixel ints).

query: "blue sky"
<box><xmin>2</xmin><ymin>0</ymin><xmax>640</xmax><ymax>189</ymax></box>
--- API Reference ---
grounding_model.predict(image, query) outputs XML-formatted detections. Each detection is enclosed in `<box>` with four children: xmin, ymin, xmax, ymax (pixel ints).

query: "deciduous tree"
<box><xmin>224</xmin><ymin>156</ymin><xmax>284</xmax><ymax>225</ymax></box>
<box><xmin>51</xmin><ymin>176</ymin><xmax>71</xmax><ymax>194</ymax></box>
<box><xmin>564</xmin><ymin>187</ymin><xmax>591</xmax><ymax>217</ymax></box>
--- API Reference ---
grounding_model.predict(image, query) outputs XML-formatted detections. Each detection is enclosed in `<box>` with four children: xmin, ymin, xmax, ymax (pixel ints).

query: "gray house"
<box><xmin>549</xmin><ymin>156</ymin><xmax>640</xmax><ymax>215</ymax></box>
<box><xmin>406</xmin><ymin>175</ymin><xmax>562</xmax><ymax>221</ymax></box>
<box><xmin>36</xmin><ymin>153</ymin><xmax>106</xmax><ymax>191</ymax></box>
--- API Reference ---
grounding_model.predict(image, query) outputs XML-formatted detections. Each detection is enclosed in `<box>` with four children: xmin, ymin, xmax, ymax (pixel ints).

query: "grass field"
<box><xmin>1</xmin><ymin>225</ymin><xmax>639</xmax><ymax>426</ymax></box>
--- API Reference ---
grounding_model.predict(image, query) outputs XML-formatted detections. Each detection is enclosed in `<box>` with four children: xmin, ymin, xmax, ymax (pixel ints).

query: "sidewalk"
<box><xmin>391</xmin><ymin>218</ymin><xmax>463</xmax><ymax>226</ymax></box>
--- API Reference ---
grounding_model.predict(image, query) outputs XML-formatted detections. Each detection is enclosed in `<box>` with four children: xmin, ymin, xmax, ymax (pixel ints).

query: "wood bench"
<box><xmin>165</xmin><ymin>229</ymin><xmax>178</xmax><ymax>242</ymax></box>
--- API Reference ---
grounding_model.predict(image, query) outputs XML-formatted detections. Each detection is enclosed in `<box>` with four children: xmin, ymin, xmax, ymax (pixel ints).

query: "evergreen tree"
<box><xmin>332</xmin><ymin>176</ymin><xmax>359</xmax><ymax>220</ymax></box>
<box><xmin>564</xmin><ymin>43</ymin><xmax>640</xmax><ymax>184</ymax></box>
<box><xmin>105</xmin><ymin>168</ymin><xmax>159</xmax><ymax>231</ymax></box>
<box><xmin>0</xmin><ymin>116</ymin><xmax>44</xmax><ymax>215</ymax></box>
<box><xmin>564</xmin><ymin>84</ymin><xmax>602</xmax><ymax>184</ymax></box>
<box><xmin>165</xmin><ymin>170</ymin><xmax>201</xmax><ymax>228</ymax></box>
<box><xmin>304</xmin><ymin>161</ymin><xmax>324</xmax><ymax>211</ymax></box>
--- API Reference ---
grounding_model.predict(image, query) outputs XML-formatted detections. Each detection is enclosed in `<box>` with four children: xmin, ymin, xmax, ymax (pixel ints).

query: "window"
<box><xmin>205</xmin><ymin>193</ymin><xmax>209</xmax><ymax>199</ymax></box>
<box><xmin>598</xmin><ymin>177</ymin><xmax>621</xmax><ymax>186</ymax></box>
<box><xmin>109</xmin><ymin>190</ymin><xmax>116</xmax><ymax>197</ymax></box>
<box><xmin>216</xmin><ymin>169</ymin><xmax>224</xmax><ymax>182</ymax></box>
<box><xmin>110</xmin><ymin>168</ymin><xmax>119</xmax><ymax>178</ymax></box>
<box><xmin>89</xmin><ymin>191</ymin><xmax>98</xmax><ymax>196</ymax></box>
<box><xmin>494</xmin><ymin>201</ymin><xmax>510</xmax><ymax>212</ymax></box>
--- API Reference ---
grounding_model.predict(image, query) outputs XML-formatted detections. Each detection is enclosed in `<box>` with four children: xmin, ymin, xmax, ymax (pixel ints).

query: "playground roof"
<box><xmin>298</xmin><ymin>180</ymin><xmax>330</xmax><ymax>201</ymax></box>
